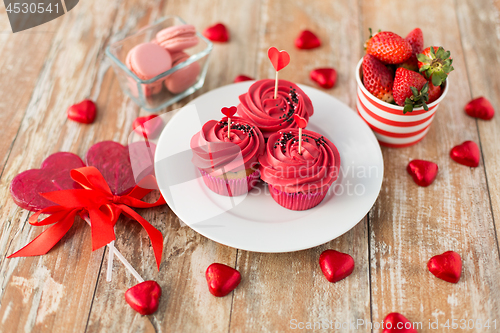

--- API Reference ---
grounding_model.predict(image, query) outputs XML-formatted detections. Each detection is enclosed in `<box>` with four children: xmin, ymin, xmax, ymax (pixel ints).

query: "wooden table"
<box><xmin>1</xmin><ymin>0</ymin><xmax>499</xmax><ymax>332</ymax></box>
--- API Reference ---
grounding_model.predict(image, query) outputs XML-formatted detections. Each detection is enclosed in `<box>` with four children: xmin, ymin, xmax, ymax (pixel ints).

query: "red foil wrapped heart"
<box><xmin>407</xmin><ymin>160</ymin><xmax>438</xmax><ymax>187</ymax></box>
<box><xmin>465</xmin><ymin>96</ymin><xmax>495</xmax><ymax>120</ymax></box>
<box><xmin>125</xmin><ymin>280</ymin><xmax>162</xmax><ymax>315</ymax></box>
<box><xmin>428</xmin><ymin>251</ymin><xmax>462</xmax><ymax>283</ymax></box>
<box><xmin>67</xmin><ymin>100</ymin><xmax>97</xmax><ymax>124</ymax></box>
<box><xmin>206</xmin><ymin>263</ymin><xmax>241</xmax><ymax>297</ymax></box>
<box><xmin>295</xmin><ymin>30</ymin><xmax>321</xmax><ymax>49</ymax></box>
<box><xmin>203</xmin><ymin>23</ymin><xmax>229</xmax><ymax>42</ymax></box>
<box><xmin>133</xmin><ymin>115</ymin><xmax>163</xmax><ymax>139</ymax></box>
<box><xmin>450</xmin><ymin>141</ymin><xmax>480</xmax><ymax>167</ymax></box>
<box><xmin>234</xmin><ymin>75</ymin><xmax>254</xmax><ymax>83</ymax></box>
<box><xmin>267</xmin><ymin>47</ymin><xmax>290</xmax><ymax>72</ymax></box>
<box><xmin>382</xmin><ymin>312</ymin><xmax>418</xmax><ymax>333</ymax></box>
<box><xmin>319</xmin><ymin>250</ymin><xmax>354</xmax><ymax>283</ymax></box>
<box><xmin>310</xmin><ymin>68</ymin><xmax>337</xmax><ymax>89</ymax></box>
<box><xmin>10</xmin><ymin>152</ymin><xmax>85</xmax><ymax>211</ymax></box>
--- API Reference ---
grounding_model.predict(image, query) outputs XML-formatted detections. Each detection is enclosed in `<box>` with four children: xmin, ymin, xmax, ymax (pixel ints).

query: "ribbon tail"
<box><xmin>120</xmin><ymin>205</ymin><xmax>163</xmax><ymax>270</ymax></box>
<box><xmin>88</xmin><ymin>207</ymin><xmax>116</xmax><ymax>251</ymax></box>
<box><xmin>8</xmin><ymin>210</ymin><xmax>77</xmax><ymax>258</ymax></box>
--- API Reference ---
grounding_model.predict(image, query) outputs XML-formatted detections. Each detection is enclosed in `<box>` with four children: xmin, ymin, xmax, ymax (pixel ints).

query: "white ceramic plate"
<box><xmin>155</xmin><ymin>81</ymin><xmax>383</xmax><ymax>252</ymax></box>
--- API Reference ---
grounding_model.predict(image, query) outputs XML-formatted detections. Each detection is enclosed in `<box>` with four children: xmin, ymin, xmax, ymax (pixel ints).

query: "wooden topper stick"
<box><xmin>221</xmin><ymin>106</ymin><xmax>238</xmax><ymax>139</ymax></box>
<box><xmin>267</xmin><ymin>47</ymin><xmax>290</xmax><ymax>99</ymax></box>
<box><xmin>293</xmin><ymin>114</ymin><xmax>308</xmax><ymax>155</ymax></box>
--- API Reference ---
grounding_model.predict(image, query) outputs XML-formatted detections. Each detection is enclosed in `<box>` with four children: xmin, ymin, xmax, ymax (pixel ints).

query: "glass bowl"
<box><xmin>106</xmin><ymin>16</ymin><xmax>213</xmax><ymax>112</ymax></box>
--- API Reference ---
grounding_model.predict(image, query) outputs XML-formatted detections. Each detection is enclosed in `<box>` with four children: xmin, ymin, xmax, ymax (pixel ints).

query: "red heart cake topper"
<box><xmin>125</xmin><ymin>280</ymin><xmax>162</xmax><ymax>315</ymax></box>
<box><xmin>450</xmin><ymin>141</ymin><xmax>480</xmax><ymax>167</ymax></box>
<box><xmin>206</xmin><ymin>263</ymin><xmax>241</xmax><ymax>297</ymax></box>
<box><xmin>427</xmin><ymin>251</ymin><xmax>462</xmax><ymax>283</ymax></box>
<box><xmin>221</xmin><ymin>106</ymin><xmax>237</xmax><ymax>118</ymax></box>
<box><xmin>133</xmin><ymin>115</ymin><xmax>163</xmax><ymax>139</ymax></box>
<box><xmin>293</xmin><ymin>114</ymin><xmax>308</xmax><ymax>128</ymax></box>
<box><xmin>267</xmin><ymin>47</ymin><xmax>290</xmax><ymax>72</ymax></box>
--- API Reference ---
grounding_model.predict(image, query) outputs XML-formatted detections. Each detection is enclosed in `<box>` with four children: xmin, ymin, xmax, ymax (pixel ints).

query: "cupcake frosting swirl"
<box><xmin>191</xmin><ymin>117</ymin><xmax>265</xmax><ymax>175</ymax></box>
<box><xmin>259</xmin><ymin>129</ymin><xmax>340</xmax><ymax>193</ymax></box>
<box><xmin>237</xmin><ymin>79</ymin><xmax>314</xmax><ymax>139</ymax></box>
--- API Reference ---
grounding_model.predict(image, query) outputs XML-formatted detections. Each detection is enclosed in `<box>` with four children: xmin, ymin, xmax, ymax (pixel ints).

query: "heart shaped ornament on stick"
<box><xmin>293</xmin><ymin>114</ymin><xmax>308</xmax><ymax>155</ymax></box>
<box><xmin>407</xmin><ymin>160</ymin><xmax>438</xmax><ymax>187</ymax></box>
<box><xmin>133</xmin><ymin>115</ymin><xmax>163</xmax><ymax>139</ymax></box>
<box><xmin>125</xmin><ymin>280</ymin><xmax>162</xmax><ymax>315</ymax></box>
<box><xmin>206</xmin><ymin>263</ymin><xmax>241</xmax><ymax>297</ymax></box>
<box><xmin>10</xmin><ymin>152</ymin><xmax>86</xmax><ymax>211</ymax></box>
<box><xmin>268</xmin><ymin>47</ymin><xmax>290</xmax><ymax>99</ymax></box>
<box><xmin>427</xmin><ymin>251</ymin><xmax>462</xmax><ymax>283</ymax></box>
<box><xmin>382</xmin><ymin>312</ymin><xmax>418</xmax><ymax>333</ymax></box>
<box><xmin>450</xmin><ymin>141</ymin><xmax>480</xmax><ymax>167</ymax></box>
<box><xmin>319</xmin><ymin>250</ymin><xmax>355</xmax><ymax>283</ymax></box>
<box><xmin>221</xmin><ymin>106</ymin><xmax>237</xmax><ymax>139</ymax></box>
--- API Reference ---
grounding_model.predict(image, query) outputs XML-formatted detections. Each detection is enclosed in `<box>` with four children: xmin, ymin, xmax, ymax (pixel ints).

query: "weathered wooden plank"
<box><xmin>361</xmin><ymin>0</ymin><xmax>500</xmax><ymax>331</ymax></box>
<box><xmin>84</xmin><ymin>0</ymin><xmax>263</xmax><ymax>332</ymax></box>
<box><xmin>0</xmin><ymin>0</ymin><xmax>143</xmax><ymax>331</ymax></box>
<box><xmin>228</xmin><ymin>1</ymin><xmax>371</xmax><ymax>332</ymax></box>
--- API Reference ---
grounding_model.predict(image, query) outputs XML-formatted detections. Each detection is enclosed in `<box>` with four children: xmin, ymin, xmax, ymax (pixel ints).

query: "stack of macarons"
<box><xmin>126</xmin><ymin>24</ymin><xmax>201</xmax><ymax>97</ymax></box>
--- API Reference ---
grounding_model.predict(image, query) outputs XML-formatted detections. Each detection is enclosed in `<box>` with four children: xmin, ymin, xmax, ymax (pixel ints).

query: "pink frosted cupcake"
<box><xmin>259</xmin><ymin>129</ymin><xmax>340</xmax><ymax>210</ymax></box>
<box><xmin>191</xmin><ymin>116</ymin><xmax>265</xmax><ymax>196</ymax></box>
<box><xmin>237</xmin><ymin>79</ymin><xmax>314</xmax><ymax>140</ymax></box>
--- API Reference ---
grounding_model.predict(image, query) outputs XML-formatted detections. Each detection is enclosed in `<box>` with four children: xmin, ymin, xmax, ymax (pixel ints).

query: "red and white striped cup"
<box><xmin>355</xmin><ymin>58</ymin><xmax>449</xmax><ymax>148</ymax></box>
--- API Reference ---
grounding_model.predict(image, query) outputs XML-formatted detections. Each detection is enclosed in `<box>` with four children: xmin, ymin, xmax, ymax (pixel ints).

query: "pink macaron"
<box><xmin>164</xmin><ymin>52</ymin><xmax>201</xmax><ymax>94</ymax></box>
<box><xmin>126</xmin><ymin>42</ymin><xmax>172</xmax><ymax>96</ymax></box>
<box><xmin>155</xmin><ymin>24</ymin><xmax>199</xmax><ymax>52</ymax></box>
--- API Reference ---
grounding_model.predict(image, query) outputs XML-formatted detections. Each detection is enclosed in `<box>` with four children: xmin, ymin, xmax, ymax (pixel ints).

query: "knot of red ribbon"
<box><xmin>8</xmin><ymin>166</ymin><xmax>166</xmax><ymax>270</ymax></box>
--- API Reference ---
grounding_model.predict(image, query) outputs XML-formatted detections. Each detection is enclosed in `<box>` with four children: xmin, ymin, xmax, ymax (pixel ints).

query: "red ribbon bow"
<box><xmin>8</xmin><ymin>167</ymin><xmax>165</xmax><ymax>270</ymax></box>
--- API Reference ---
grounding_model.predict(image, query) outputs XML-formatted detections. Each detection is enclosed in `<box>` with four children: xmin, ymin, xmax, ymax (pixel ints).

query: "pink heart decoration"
<box><xmin>319</xmin><ymin>250</ymin><xmax>354</xmax><ymax>283</ymax></box>
<box><xmin>407</xmin><ymin>160</ymin><xmax>438</xmax><ymax>187</ymax></box>
<box><xmin>310</xmin><ymin>68</ymin><xmax>337</xmax><ymax>89</ymax></box>
<box><xmin>85</xmin><ymin>141</ymin><xmax>156</xmax><ymax>195</ymax></box>
<box><xmin>206</xmin><ymin>263</ymin><xmax>241</xmax><ymax>297</ymax></box>
<box><xmin>10</xmin><ymin>152</ymin><xmax>86</xmax><ymax>211</ymax></box>
<box><xmin>382</xmin><ymin>313</ymin><xmax>418</xmax><ymax>333</ymax></box>
<box><xmin>221</xmin><ymin>106</ymin><xmax>237</xmax><ymax>118</ymax></box>
<box><xmin>267</xmin><ymin>47</ymin><xmax>290</xmax><ymax>72</ymax></box>
<box><xmin>234</xmin><ymin>75</ymin><xmax>254</xmax><ymax>83</ymax></box>
<box><xmin>428</xmin><ymin>251</ymin><xmax>462</xmax><ymax>283</ymax></box>
<box><xmin>125</xmin><ymin>280</ymin><xmax>162</xmax><ymax>315</ymax></box>
<box><xmin>133</xmin><ymin>115</ymin><xmax>163</xmax><ymax>139</ymax></box>
<box><xmin>67</xmin><ymin>100</ymin><xmax>97</xmax><ymax>124</ymax></box>
<box><xmin>203</xmin><ymin>23</ymin><xmax>229</xmax><ymax>42</ymax></box>
<box><xmin>295</xmin><ymin>30</ymin><xmax>321</xmax><ymax>50</ymax></box>
<box><xmin>465</xmin><ymin>96</ymin><xmax>495</xmax><ymax>120</ymax></box>
<box><xmin>450</xmin><ymin>141</ymin><xmax>480</xmax><ymax>167</ymax></box>
<box><xmin>293</xmin><ymin>114</ymin><xmax>308</xmax><ymax>129</ymax></box>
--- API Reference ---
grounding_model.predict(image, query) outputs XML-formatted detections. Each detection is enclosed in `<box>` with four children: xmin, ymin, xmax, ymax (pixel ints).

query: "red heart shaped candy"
<box><xmin>221</xmin><ymin>106</ymin><xmax>237</xmax><ymax>118</ymax></box>
<box><xmin>310</xmin><ymin>68</ymin><xmax>337</xmax><ymax>89</ymax></box>
<box><xmin>10</xmin><ymin>152</ymin><xmax>85</xmax><ymax>211</ymax></box>
<box><xmin>203</xmin><ymin>23</ymin><xmax>229</xmax><ymax>42</ymax></box>
<box><xmin>293</xmin><ymin>114</ymin><xmax>308</xmax><ymax>129</ymax></box>
<box><xmin>267</xmin><ymin>47</ymin><xmax>290</xmax><ymax>72</ymax></box>
<box><xmin>234</xmin><ymin>75</ymin><xmax>254</xmax><ymax>83</ymax></box>
<box><xmin>407</xmin><ymin>160</ymin><xmax>438</xmax><ymax>187</ymax></box>
<box><xmin>295</xmin><ymin>30</ymin><xmax>321</xmax><ymax>49</ymax></box>
<box><xmin>428</xmin><ymin>251</ymin><xmax>462</xmax><ymax>283</ymax></box>
<box><xmin>125</xmin><ymin>280</ymin><xmax>162</xmax><ymax>315</ymax></box>
<box><xmin>67</xmin><ymin>100</ymin><xmax>97</xmax><ymax>124</ymax></box>
<box><xmin>133</xmin><ymin>115</ymin><xmax>163</xmax><ymax>139</ymax></box>
<box><xmin>319</xmin><ymin>250</ymin><xmax>354</xmax><ymax>283</ymax></box>
<box><xmin>450</xmin><ymin>141</ymin><xmax>480</xmax><ymax>167</ymax></box>
<box><xmin>206</xmin><ymin>263</ymin><xmax>241</xmax><ymax>297</ymax></box>
<box><xmin>465</xmin><ymin>96</ymin><xmax>495</xmax><ymax>120</ymax></box>
<box><xmin>382</xmin><ymin>313</ymin><xmax>418</xmax><ymax>333</ymax></box>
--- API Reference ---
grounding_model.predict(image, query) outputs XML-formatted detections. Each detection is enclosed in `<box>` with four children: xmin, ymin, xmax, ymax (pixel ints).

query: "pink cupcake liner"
<box><xmin>268</xmin><ymin>184</ymin><xmax>328</xmax><ymax>211</ymax></box>
<box><xmin>199</xmin><ymin>168</ymin><xmax>260</xmax><ymax>197</ymax></box>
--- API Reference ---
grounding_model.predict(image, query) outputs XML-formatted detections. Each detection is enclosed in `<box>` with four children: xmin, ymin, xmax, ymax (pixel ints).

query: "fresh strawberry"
<box><xmin>393</xmin><ymin>67</ymin><xmax>429</xmax><ymax>113</ymax></box>
<box><xmin>362</xmin><ymin>54</ymin><xmax>394</xmax><ymax>103</ymax></box>
<box><xmin>400</xmin><ymin>28</ymin><xmax>424</xmax><ymax>71</ymax></box>
<box><xmin>365</xmin><ymin>29</ymin><xmax>413</xmax><ymax>64</ymax></box>
<box><xmin>427</xmin><ymin>82</ymin><xmax>442</xmax><ymax>104</ymax></box>
<box><xmin>417</xmin><ymin>46</ymin><xmax>454</xmax><ymax>86</ymax></box>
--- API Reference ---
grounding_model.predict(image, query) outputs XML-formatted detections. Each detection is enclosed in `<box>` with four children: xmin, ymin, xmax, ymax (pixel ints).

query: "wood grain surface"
<box><xmin>0</xmin><ymin>0</ymin><xmax>499</xmax><ymax>332</ymax></box>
